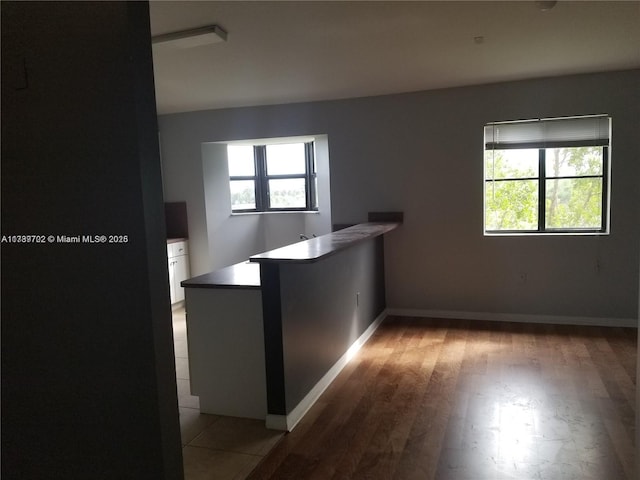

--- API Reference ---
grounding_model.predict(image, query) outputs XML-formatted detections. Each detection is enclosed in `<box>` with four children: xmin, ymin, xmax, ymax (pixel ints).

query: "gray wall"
<box><xmin>1</xmin><ymin>2</ymin><xmax>182</xmax><ymax>478</ymax></box>
<box><xmin>258</xmin><ymin>235</ymin><xmax>387</xmax><ymax>416</ymax></box>
<box><xmin>280</xmin><ymin>237</ymin><xmax>385</xmax><ymax>411</ymax></box>
<box><xmin>159</xmin><ymin>69</ymin><xmax>640</xmax><ymax>324</ymax></box>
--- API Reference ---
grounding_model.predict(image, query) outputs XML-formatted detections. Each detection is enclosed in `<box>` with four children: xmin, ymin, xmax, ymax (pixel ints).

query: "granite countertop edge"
<box><xmin>249</xmin><ymin>221</ymin><xmax>400</xmax><ymax>264</ymax></box>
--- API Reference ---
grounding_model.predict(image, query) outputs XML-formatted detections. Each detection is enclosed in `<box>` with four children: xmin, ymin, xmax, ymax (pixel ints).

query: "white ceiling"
<box><xmin>149</xmin><ymin>1</ymin><xmax>640</xmax><ymax>115</ymax></box>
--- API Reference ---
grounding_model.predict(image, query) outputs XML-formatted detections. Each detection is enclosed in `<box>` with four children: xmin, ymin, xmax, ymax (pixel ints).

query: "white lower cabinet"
<box><xmin>167</xmin><ymin>240</ymin><xmax>189</xmax><ymax>304</ymax></box>
<box><xmin>185</xmin><ymin>287</ymin><xmax>267</xmax><ymax>419</ymax></box>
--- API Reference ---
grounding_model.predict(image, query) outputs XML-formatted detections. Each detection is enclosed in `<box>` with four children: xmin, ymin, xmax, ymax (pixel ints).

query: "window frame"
<box><xmin>484</xmin><ymin>116</ymin><xmax>611</xmax><ymax>236</ymax></box>
<box><xmin>229</xmin><ymin>141</ymin><xmax>317</xmax><ymax>213</ymax></box>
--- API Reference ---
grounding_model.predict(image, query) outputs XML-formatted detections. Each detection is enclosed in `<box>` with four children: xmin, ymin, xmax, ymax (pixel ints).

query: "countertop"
<box><xmin>249</xmin><ymin>222</ymin><xmax>400</xmax><ymax>264</ymax></box>
<box><xmin>181</xmin><ymin>221</ymin><xmax>400</xmax><ymax>289</ymax></box>
<box><xmin>181</xmin><ymin>261</ymin><xmax>261</xmax><ymax>290</ymax></box>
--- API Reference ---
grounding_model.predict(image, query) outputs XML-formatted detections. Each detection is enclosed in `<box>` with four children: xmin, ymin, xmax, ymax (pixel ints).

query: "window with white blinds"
<box><xmin>484</xmin><ymin>115</ymin><xmax>611</xmax><ymax>234</ymax></box>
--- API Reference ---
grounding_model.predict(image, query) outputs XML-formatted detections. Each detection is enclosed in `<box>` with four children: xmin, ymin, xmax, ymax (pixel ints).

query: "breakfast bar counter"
<box><xmin>181</xmin><ymin>220</ymin><xmax>401</xmax><ymax>429</ymax></box>
<box><xmin>249</xmin><ymin>222</ymin><xmax>400</xmax><ymax>264</ymax></box>
<box><xmin>181</xmin><ymin>261</ymin><xmax>260</xmax><ymax>290</ymax></box>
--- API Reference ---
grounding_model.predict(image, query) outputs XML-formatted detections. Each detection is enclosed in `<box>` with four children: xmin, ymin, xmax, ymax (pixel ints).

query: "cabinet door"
<box><xmin>173</xmin><ymin>241</ymin><xmax>188</xmax><ymax>256</ymax></box>
<box><xmin>168</xmin><ymin>258</ymin><xmax>176</xmax><ymax>303</ymax></box>
<box><xmin>173</xmin><ymin>255</ymin><xmax>189</xmax><ymax>303</ymax></box>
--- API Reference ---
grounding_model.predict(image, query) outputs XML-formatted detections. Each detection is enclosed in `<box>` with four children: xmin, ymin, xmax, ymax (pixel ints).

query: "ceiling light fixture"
<box><xmin>152</xmin><ymin>25</ymin><xmax>227</xmax><ymax>49</ymax></box>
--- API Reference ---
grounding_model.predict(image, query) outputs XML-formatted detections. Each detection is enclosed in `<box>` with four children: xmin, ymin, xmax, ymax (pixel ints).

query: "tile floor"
<box><xmin>172</xmin><ymin>306</ymin><xmax>284</xmax><ymax>480</ymax></box>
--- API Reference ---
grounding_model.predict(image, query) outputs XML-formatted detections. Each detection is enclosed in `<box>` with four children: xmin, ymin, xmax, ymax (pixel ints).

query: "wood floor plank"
<box><xmin>248</xmin><ymin>317</ymin><xmax>636</xmax><ymax>480</ymax></box>
<box><xmin>329</xmin><ymin>321</ymin><xmax>427</xmax><ymax>479</ymax></box>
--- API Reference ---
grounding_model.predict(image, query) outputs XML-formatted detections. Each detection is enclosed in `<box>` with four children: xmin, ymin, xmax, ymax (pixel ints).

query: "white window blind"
<box><xmin>485</xmin><ymin>115</ymin><xmax>610</xmax><ymax>149</ymax></box>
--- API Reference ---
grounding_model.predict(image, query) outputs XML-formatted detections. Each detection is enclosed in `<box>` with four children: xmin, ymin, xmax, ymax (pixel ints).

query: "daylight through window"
<box><xmin>228</xmin><ymin>141</ymin><xmax>317</xmax><ymax>213</ymax></box>
<box><xmin>484</xmin><ymin>115</ymin><xmax>611</xmax><ymax>235</ymax></box>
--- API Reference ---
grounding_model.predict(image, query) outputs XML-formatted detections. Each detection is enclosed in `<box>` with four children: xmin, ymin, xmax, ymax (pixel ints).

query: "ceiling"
<box><xmin>149</xmin><ymin>1</ymin><xmax>640</xmax><ymax>115</ymax></box>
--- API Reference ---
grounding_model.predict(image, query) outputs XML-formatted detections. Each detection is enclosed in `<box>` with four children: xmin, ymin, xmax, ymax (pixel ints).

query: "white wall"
<box><xmin>305</xmin><ymin>135</ymin><xmax>332</xmax><ymax>237</ymax></box>
<box><xmin>201</xmin><ymin>142</ymin><xmax>264</xmax><ymax>271</ymax></box>
<box><xmin>159</xmin><ymin>69</ymin><xmax>640</xmax><ymax>324</ymax></box>
<box><xmin>163</xmin><ymin>135</ymin><xmax>332</xmax><ymax>275</ymax></box>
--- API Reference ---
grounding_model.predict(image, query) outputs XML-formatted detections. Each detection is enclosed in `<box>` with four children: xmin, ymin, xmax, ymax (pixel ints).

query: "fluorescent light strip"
<box><xmin>152</xmin><ymin>25</ymin><xmax>227</xmax><ymax>49</ymax></box>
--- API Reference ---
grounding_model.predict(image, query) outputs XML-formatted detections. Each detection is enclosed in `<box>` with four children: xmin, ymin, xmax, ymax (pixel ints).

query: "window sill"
<box><xmin>231</xmin><ymin>210</ymin><xmax>320</xmax><ymax>217</ymax></box>
<box><xmin>484</xmin><ymin>231</ymin><xmax>609</xmax><ymax>237</ymax></box>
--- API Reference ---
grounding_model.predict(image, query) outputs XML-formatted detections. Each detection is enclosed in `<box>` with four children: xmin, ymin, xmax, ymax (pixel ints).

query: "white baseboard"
<box><xmin>266</xmin><ymin>309</ymin><xmax>388</xmax><ymax>432</ymax></box>
<box><xmin>171</xmin><ymin>300</ymin><xmax>185</xmax><ymax>311</ymax></box>
<box><xmin>265</xmin><ymin>307</ymin><xmax>635</xmax><ymax>432</ymax></box>
<box><xmin>386</xmin><ymin>308</ymin><xmax>637</xmax><ymax>328</ymax></box>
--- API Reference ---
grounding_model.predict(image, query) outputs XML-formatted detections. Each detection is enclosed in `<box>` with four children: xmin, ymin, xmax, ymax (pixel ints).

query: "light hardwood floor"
<box><xmin>248</xmin><ymin>316</ymin><xmax>636</xmax><ymax>480</ymax></box>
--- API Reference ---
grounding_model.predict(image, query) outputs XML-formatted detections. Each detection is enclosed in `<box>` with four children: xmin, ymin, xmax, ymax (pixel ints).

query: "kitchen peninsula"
<box><xmin>182</xmin><ymin>220</ymin><xmax>400</xmax><ymax>431</ymax></box>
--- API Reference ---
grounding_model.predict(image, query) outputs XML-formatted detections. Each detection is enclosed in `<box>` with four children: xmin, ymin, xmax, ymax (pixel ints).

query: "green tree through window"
<box><xmin>228</xmin><ymin>141</ymin><xmax>317</xmax><ymax>212</ymax></box>
<box><xmin>484</xmin><ymin>116</ymin><xmax>610</xmax><ymax>234</ymax></box>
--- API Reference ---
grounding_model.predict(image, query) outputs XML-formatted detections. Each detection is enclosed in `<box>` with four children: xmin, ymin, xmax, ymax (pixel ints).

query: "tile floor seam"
<box><xmin>183</xmin><ymin>444</ymin><xmax>265</xmax><ymax>458</ymax></box>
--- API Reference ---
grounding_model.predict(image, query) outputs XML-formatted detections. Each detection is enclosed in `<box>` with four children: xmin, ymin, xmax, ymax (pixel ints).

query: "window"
<box><xmin>228</xmin><ymin>141</ymin><xmax>317</xmax><ymax>212</ymax></box>
<box><xmin>484</xmin><ymin>115</ymin><xmax>610</xmax><ymax>234</ymax></box>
